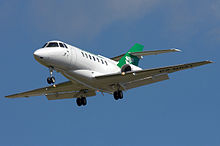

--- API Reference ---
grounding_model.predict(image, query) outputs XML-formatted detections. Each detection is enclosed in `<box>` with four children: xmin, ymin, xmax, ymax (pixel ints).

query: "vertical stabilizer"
<box><xmin>117</xmin><ymin>43</ymin><xmax>144</xmax><ymax>68</ymax></box>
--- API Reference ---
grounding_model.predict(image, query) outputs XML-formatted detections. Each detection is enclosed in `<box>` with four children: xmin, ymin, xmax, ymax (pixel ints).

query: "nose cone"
<box><xmin>33</xmin><ymin>49</ymin><xmax>51</xmax><ymax>65</ymax></box>
<box><xmin>33</xmin><ymin>49</ymin><xmax>45</xmax><ymax>59</ymax></box>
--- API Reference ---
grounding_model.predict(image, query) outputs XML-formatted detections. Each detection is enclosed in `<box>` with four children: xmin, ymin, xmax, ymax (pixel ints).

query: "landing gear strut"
<box><xmin>47</xmin><ymin>67</ymin><xmax>56</xmax><ymax>84</ymax></box>
<box><xmin>76</xmin><ymin>97</ymin><xmax>87</xmax><ymax>106</ymax></box>
<box><xmin>113</xmin><ymin>90</ymin><xmax>123</xmax><ymax>100</ymax></box>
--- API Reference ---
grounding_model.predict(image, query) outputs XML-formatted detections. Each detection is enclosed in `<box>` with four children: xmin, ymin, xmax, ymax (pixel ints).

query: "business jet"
<box><xmin>6</xmin><ymin>40</ymin><xmax>213</xmax><ymax>106</ymax></box>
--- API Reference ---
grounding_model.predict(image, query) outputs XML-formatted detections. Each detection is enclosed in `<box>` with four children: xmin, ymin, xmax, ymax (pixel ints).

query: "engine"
<box><xmin>121</xmin><ymin>64</ymin><xmax>132</xmax><ymax>73</ymax></box>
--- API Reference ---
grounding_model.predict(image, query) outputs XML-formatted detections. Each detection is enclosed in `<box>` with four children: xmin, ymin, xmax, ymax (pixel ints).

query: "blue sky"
<box><xmin>0</xmin><ymin>0</ymin><xmax>219</xmax><ymax>145</ymax></box>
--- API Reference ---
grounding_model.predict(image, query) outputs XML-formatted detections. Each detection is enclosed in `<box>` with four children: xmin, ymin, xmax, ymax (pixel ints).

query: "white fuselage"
<box><xmin>33</xmin><ymin>41</ymin><xmax>142</xmax><ymax>92</ymax></box>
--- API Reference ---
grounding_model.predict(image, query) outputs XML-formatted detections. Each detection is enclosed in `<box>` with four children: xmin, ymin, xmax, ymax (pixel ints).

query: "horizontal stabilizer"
<box><xmin>129</xmin><ymin>48</ymin><xmax>181</xmax><ymax>58</ymax></box>
<box><xmin>111</xmin><ymin>48</ymin><xmax>181</xmax><ymax>61</ymax></box>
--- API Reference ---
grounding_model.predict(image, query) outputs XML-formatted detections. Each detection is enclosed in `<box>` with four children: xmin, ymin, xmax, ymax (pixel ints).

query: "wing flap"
<box><xmin>123</xmin><ymin>74</ymin><xmax>169</xmax><ymax>90</ymax></box>
<box><xmin>46</xmin><ymin>90</ymin><xmax>96</xmax><ymax>100</ymax></box>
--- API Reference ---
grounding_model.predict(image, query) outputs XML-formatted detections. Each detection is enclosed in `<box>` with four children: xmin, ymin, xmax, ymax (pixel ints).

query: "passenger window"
<box><xmin>97</xmin><ymin>58</ymin><xmax>100</xmax><ymax>62</ymax></box>
<box><xmin>93</xmin><ymin>56</ymin><xmax>96</xmax><ymax>61</ymax></box>
<box><xmin>89</xmin><ymin>55</ymin><xmax>92</xmax><ymax>60</ymax></box>
<box><xmin>81</xmin><ymin>52</ymin><xmax>84</xmax><ymax>57</ymax></box>
<box><xmin>59</xmin><ymin>43</ymin><xmax>65</xmax><ymax>48</ymax></box>
<box><xmin>101</xmin><ymin>59</ymin><xmax>104</xmax><ymax>64</ymax></box>
<box><xmin>64</xmin><ymin>44</ymin><xmax>68</xmax><ymax>48</ymax></box>
<box><xmin>105</xmin><ymin>61</ymin><xmax>108</xmax><ymax>65</ymax></box>
<box><xmin>85</xmin><ymin>53</ymin><xmax>88</xmax><ymax>58</ymax></box>
<box><xmin>47</xmin><ymin>42</ymin><xmax>59</xmax><ymax>47</ymax></box>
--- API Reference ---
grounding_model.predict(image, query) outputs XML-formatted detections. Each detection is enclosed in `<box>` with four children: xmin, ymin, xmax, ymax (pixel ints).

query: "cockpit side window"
<box><xmin>47</xmin><ymin>42</ymin><xmax>59</xmax><ymax>47</ymax></box>
<box><xmin>42</xmin><ymin>43</ymin><xmax>48</xmax><ymax>48</ymax></box>
<box><xmin>63</xmin><ymin>44</ymin><xmax>68</xmax><ymax>48</ymax></box>
<box><xmin>59</xmin><ymin>43</ymin><xmax>65</xmax><ymax>48</ymax></box>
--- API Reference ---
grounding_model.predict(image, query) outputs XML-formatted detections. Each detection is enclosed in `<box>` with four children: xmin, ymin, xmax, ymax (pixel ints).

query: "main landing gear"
<box><xmin>113</xmin><ymin>90</ymin><xmax>123</xmax><ymax>100</ymax></box>
<box><xmin>47</xmin><ymin>67</ymin><xmax>56</xmax><ymax>84</ymax></box>
<box><xmin>76</xmin><ymin>97</ymin><xmax>87</xmax><ymax>106</ymax></box>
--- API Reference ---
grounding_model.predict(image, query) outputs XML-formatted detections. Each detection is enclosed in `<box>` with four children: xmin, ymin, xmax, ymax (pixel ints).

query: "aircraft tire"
<box><xmin>114</xmin><ymin>91</ymin><xmax>119</xmax><ymax>100</ymax></box>
<box><xmin>47</xmin><ymin>77</ymin><xmax>55</xmax><ymax>84</ymax></box>
<box><xmin>47</xmin><ymin>77</ymin><xmax>52</xmax><ymax>84</ymax></box>
<box><xmin>82</xmin><ymin>97</ymin><xmax>87</xmax><ymax>106</ymax></box>
<box><xmin>50</xmin><ymin>77</ymin><xmax>56</xmax><ymax>84</ymax></box>
<box><xmin>118</xmin><ymin>91</ymin><xmax>123</xmax><ymax>99</ymax></box>
<box><xmin>76</xmin><ymin>98</ymin><xmax>82</xmax><ymax>106</ymax></box>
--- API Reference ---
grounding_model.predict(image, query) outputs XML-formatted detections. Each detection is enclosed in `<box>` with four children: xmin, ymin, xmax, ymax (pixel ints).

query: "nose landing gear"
<box><xmin>47</xmin><ymin>76</ymin><xmax>55</xmax><ymax>84</ymax></box>
<box><xmin>47</xmin><ymin>67</ymin><xmax>56</xmax><ymax>85</ymax></box>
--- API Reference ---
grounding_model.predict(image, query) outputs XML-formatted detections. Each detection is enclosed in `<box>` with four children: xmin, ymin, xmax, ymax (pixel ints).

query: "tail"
<box><xmin>117</xmin><ymin>43</ymin><xmax>144</xmax><ymax>68</ymax></box>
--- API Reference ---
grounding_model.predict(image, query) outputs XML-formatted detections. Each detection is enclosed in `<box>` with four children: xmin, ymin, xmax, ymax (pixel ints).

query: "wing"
<box><xmin>5</xmin><ymin>81</ymin><xmax>96</xmax><ymax>100</ymax></box>
<box><xmin>95</xmin><ymin>61</ymin><xmax>213</xmax><ymax>89</ymax></box>
<box><xmin>111</xmin><ymin>48</ymin><xmax>181</xmax><ymax>61</ymax></box>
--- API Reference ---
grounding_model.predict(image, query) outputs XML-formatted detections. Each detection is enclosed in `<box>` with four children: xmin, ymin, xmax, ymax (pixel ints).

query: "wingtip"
<box><xmin>5</xmin><ymin>95</ymin><xmax>11</xmax><ymax>98</ymax></box>
<box><xmin>206</xmin><ymin>60</ymin><xmax>214</xmax><ymax>63</ymax></box>
<box><xmin>173</xmin><ymin>48</ymin><xmax>182</xmax><ymax>52</ymax></box>
<box><xmin>5</xmin><ymin>95</ymin><xmax>12</xmax><ymax>98</ymax></box>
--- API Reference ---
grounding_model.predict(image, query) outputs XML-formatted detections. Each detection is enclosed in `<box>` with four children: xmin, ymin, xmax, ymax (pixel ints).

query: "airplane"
<box><xmin>6</xmin><ymin>40</ymin><xmax>213</xmax><ymax>107</ymax></box>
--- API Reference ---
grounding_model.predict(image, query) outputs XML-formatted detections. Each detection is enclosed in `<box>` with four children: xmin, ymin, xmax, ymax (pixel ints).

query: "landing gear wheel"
<box><xmin>50</xmin><ymin>77</ymin><xmax>55</xmax><ymax>84</ymax></box>
<box><xmin>76</xmin><ymin>97</ymin><xmax>87</xmax><ymax>106</ymax></box>
<box><xmin>47</xmin><ymin>77</ymin><xmax>52</xmax><ymax>84</ymax></box>
<box><xmin>81</xmin><ymin>97</ymin><xmax>87</xmax><ymax>106</ymax></box>
<box><xmin>76</xmin><ymin>98</ymin><xmax>82</xmax><ymax>106</ymax></box>
<box><xmin>47</xmin><ymin>77</ymin><xmax>56</xmax><ymax>84</ymax></box>
<box><xmin>113</xmin><ymin>90</ymin><xmax>123</xmax><ymax>100</ymax></box>
<box><xmin>114</xmin><ymin>91</ymin><xmax>119</xmax><ymax>100</ymax></box>
<box><xmin>118</xmin><ymin>90</ymin><xmax>123</xmax><ymax>99</ymax></box>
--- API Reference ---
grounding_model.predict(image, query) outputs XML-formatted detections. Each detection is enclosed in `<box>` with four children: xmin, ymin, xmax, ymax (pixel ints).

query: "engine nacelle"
<box><xmin>121</xmin><ymin>64</ymin><xmax>132</xmax><ymax>73</ymax></box>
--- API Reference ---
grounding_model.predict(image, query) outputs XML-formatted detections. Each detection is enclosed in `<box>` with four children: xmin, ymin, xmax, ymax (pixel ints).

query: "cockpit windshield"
<box><xmin>47</xmin><ymin>42</ymin><xmax>59</xmax><ymax>47</ymax></box>
<box><xmin>42</xmin><ymin>42</ymin><xmax>67</xmax><ymax>48</ymax></box>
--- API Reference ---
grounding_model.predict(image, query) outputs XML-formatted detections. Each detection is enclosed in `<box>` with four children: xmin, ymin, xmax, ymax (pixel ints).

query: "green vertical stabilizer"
<box><xmin>117</xmin><ymin>43</ymin><xmax>144</xmax><ymax>68</ymax></box>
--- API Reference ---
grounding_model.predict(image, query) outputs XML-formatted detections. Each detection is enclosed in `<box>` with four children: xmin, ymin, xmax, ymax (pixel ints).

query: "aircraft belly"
<box><xmin>62</xmin><ymin>71</ymin><xmax>114</xmax><ymax>93</ymax></box>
